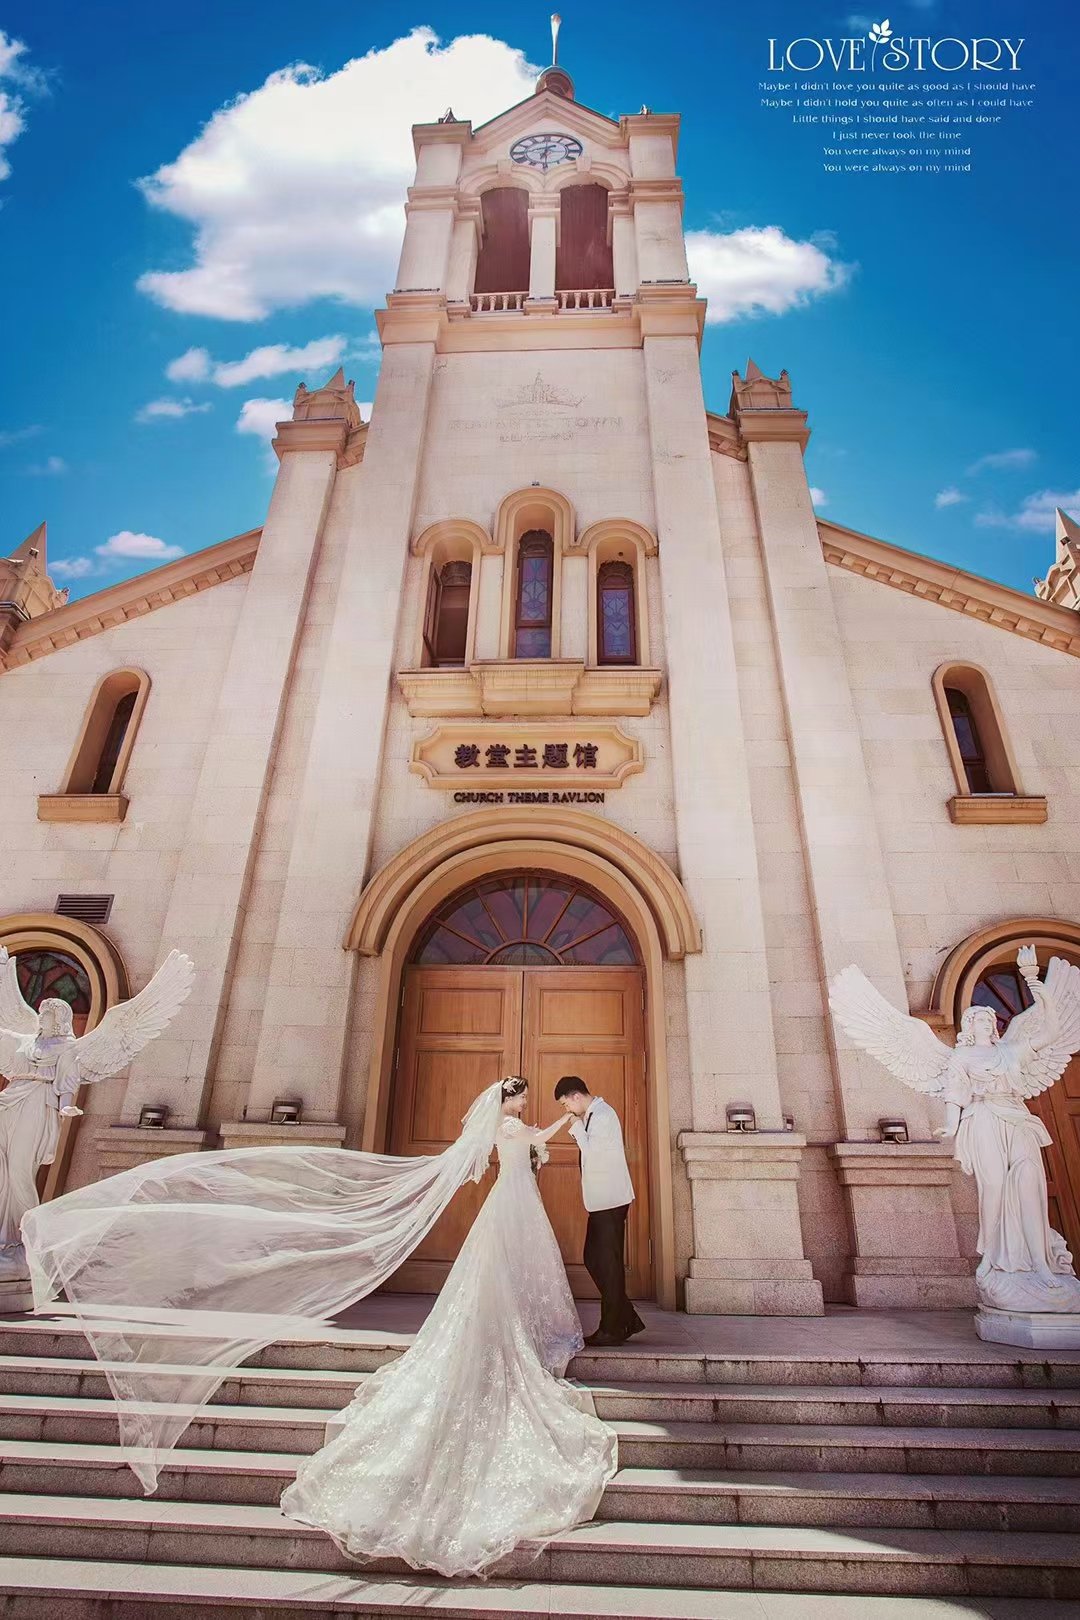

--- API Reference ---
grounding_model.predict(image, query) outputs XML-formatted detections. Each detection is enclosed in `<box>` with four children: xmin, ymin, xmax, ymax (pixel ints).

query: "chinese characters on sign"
<box><xmin>453</xmin><ymin>741</ymin><xmax>601</xmax><ymax>772</ymax></box>
<box><xmin>411</xmin><ymin>722</ymin><xmax>643</xmax><ymax>793</ymax></box>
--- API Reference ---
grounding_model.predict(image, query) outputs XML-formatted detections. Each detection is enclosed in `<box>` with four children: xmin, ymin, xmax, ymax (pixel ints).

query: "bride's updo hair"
<box><xmin>500</xmin><ymin>1076</ymin><xmax>528</xmax><ymax>1099</ymax></box>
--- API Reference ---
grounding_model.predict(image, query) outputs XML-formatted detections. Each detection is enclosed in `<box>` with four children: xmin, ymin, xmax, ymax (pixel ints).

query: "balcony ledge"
<box><xmin>397</xmin><ymin>661</ymin><xmax>662</xmax><ymax>719</ymax></box>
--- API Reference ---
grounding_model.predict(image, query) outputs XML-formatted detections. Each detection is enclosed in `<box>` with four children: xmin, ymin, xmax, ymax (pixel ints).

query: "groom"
<box><xmin>555</xmin><ymin>1076</ymin><xmax>645</xmax><ymax>1346</ymax></box>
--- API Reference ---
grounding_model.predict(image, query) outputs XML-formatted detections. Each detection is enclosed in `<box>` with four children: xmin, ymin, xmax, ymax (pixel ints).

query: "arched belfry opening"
<box><xmin>474</xmin><ymin>188</ymin><xmax>531</xmax><ymax>295</ymax></box>
<box><xmin>556</xmin><ymin>184</ymin><xmax>613</xmax><ymax>293</ymax></box>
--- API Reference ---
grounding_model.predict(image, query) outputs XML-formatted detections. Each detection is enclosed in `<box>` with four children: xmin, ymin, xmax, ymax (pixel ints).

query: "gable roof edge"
<box><xmin>820</xmin><ymin>518</ymin><xmax>1080</xmax><ymax>660</ymax></box>
<box><xmin>2</xmin><ymin>527</ymin><xmax>261</xmax><ymax>672</ymax></box>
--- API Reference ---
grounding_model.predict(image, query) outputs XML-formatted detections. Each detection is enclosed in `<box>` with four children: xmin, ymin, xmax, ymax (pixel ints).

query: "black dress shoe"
<box><xmin>623</xmin><ymin>1318</ymin><xmax>646</xmax><ymax>1339</ymax></box>
<box><xmin>584</xmin><ymin>1329</ymin><xmax>625</xmax><ymax>1347</ymax></box>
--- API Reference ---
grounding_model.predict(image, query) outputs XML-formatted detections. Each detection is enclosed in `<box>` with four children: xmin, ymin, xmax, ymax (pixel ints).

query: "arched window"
<box><xmin>423</xmin><ymin>559</ymin><xmax>472</xmax><ymax>667</ymax></box>
<box><xmin>513</xmin><ymin>531</ymin><xmax>555</xmax><ymax>658</ymax></box>
<box><xmin>945</xmin><ymin>687</ymin><xmax>992</xmax><ymax>794</ymax></box>
<box><xmin>62</xmin><ymin>669</ymin><xmax>150</xmax><ymax>798</ymax></box>
<box><xmin>474</xmin><ymin>187</ymin><xmax>531</xmax><ymax>295</ymax></box>
<box><xmin>411</xmin><ymin>872</ymin><xmax>638</xmax><ymax>966</ymax></box>
<box><xmin>597</xmin><ymin>560</ymin><xmax>637</xmax><ymax>664</ymax></box>
<box><xmin>15</xmin><ymin>949</ymin><xmax>93</xmax><ymax>1035</ymax></box>
<box><xmin>932</xmin><ymin>663</ymin><xmax>1019</xmax><ymax>799</ymax></box>
<box><xmin>556</xmin><ymin>184</ymin><xmax>614</xmax><ymax>292</ymax></box>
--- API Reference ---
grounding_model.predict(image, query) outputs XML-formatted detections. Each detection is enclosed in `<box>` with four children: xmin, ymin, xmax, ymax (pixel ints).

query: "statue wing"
<box><xmin>1002</xmin><ymin>956</ymin><xmax>1080</xmax><ymax>1097</ymax></box>
<box><xmin>0</xmin><ymin>947</ymin><xmax>39</xmax><ymax>1038</ymax></box>
<box><xmin>829</xmin><ymin>965</ymin><xmax>954</xmax><ymax>1095</ymax></box>
<box><xmin>67</xmin><ymin>951</ymin><xmax>195</xmax><ymax>1085</ymax></box>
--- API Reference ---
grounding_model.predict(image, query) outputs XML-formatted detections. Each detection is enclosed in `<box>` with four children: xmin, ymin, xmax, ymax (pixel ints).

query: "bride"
<box><xmin>22</xmin><ymin>1076</ymin><xmax>618</xmax><ymax>1578</ymax></box>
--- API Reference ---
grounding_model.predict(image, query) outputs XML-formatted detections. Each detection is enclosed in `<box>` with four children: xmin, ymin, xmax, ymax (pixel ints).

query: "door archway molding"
<box><xmin>930</xmin><ymin>916</ymin><xmax>1080</xmax><ymax>1030</ymax></box>
<box><xmin>347</xmin><ymin>806</ymin><xmax>701</xmax><ymax>960</ymax></box>
<box><xmin>347</xmin><ymin>810</ymin><xmax>699</xmax><ymax>1309</ymax></box>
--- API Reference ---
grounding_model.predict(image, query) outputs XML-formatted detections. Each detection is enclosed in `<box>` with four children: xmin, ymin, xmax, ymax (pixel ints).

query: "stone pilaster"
<box><xmin>117</xmin><ymin>389</ymin><xmax>351</xmax><ymax>1131</ymax></box>
<box><xmin>681</xmin><ymin>1133</ymin><xmax>824</xmax><ymax>1314</ymax></box>
<box><xmin>735</xmin><ymin>362</ymin><xmax>970</xmax><ymax>1306</ymax></box>
<box><xmin>641</xmin><ymin>290</ymin><xmax>820</xmax><ymax>1314</ymax></box>
<box><xmin>829</xmin><ymin>1143</ymin><xmax>976</xmax><ymax>1307</ymax></box>
<box><xmin>238</xmin><ymin>336</ymin><xmax>439</xmax><ymax>1127</ymax></box>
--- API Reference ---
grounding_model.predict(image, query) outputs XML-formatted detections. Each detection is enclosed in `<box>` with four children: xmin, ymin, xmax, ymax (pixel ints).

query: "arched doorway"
<box><xmin>970</xmin><ymin>957</ymin><xmax>1080</xmax><ymax>1263</ymax></box>
<box><xmin>932</xmin><ymin>919</ymin><xmax>1080</xmax><ymax>1267</ymax></box>
<box><xmin>387</xmin><ymin>870</ymin><xmax>651</xmax><ymax>1298</ymax></box>
<box><xmin>0</xmin><ymin>912</ymin><xmax>125</xmax><ymax>1201</ymax></box>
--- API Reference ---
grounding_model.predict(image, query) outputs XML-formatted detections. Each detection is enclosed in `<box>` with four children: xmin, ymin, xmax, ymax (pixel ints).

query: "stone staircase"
<box><xmin>1</xmin><ymin>1310</ymin><xmax>1079</xmax><ymax>1617</ymax></box>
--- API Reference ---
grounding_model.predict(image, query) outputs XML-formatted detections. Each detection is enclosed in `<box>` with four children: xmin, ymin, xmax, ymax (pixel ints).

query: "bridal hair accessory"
<box><xmin>501</xmin><ymin>1075</ymin><xmax>528</xmax><ymax>1099</ymax></box>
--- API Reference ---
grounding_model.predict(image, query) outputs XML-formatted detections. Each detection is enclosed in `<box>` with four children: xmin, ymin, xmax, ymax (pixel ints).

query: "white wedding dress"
<box><xmin>281</xmin><ymin>1114</ymin><xmax>618</xmax><ymax>1576</ymax></box>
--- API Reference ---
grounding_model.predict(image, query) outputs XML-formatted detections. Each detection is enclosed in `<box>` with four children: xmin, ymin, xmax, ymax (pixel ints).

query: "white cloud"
<box><xmin>808</xmin><ymin>486</ymin><xmax>827</xmax><ymax>507</ymax></box>
<box><xmin>136</xmin><ymin>29</ymin><xmax>538</xmax><ymax>320</ymax></box>
<box><xmin>212</xmin><ymin>336</ymin><xmax>348</xmax><ymax>387</ymax></box>
<box><xmin>97</xmin><ymin>531</ymin><xmax>184</xmax><ymax>561</ymax></box>
<box><xmin>686</xmin><ymin>226</ymin><xmax>853</xmax><ymax>323</ymax></box>
<box><xmin>358</xmin><ymin>401</ymin><xmax>373</xmax><ymax>420</ymax></box>
<box><xmin>0</xmin><ymin>32</ymin><xmax>46</xmax><ymax>183</ymax></box>
<box><xmin>935</xmin><ymin>486</ymin><xmax>968</xmax><ymax>509</ymax></box>
<box><xmin>165</xmin><ymin>347</ymin><xmax>211</xmax><ymax>383</ymax></box>
<box><xmin>50</xmin><ymin>555</ymin><xmax>95</xmax><ymax>580</ymax></box>
<box><xmin>49</xmin><ymin>531</ymin><xmax>184</xmax><ymax>584</ymax></box>
<box><xmin>135</xmin><ymin>397</ymin><xmax>213</xmax><ymax>423</ymax></box>
<box><xmin>25</xmin><ymin>455</ymin><xmax>67</xmax><ymax>476</ymax></box>
<box><xmin>966</xmin><ymin>448</ymin><xmax>1037</xmax><ymax>476</ymax></box>
<box><xmin>0</xmin><ymin>423</ymin><xmax>42</xmax><ymax>447</ymax></box>
<box><xmin>236</xmin><ymin>397</ymin><xmax>291</xmax><ymax>441</ymax></box>
<box><xmin>976</xmin><ymin>489</ymin><xmax>1080</xmax><ymax>535</ymax></box>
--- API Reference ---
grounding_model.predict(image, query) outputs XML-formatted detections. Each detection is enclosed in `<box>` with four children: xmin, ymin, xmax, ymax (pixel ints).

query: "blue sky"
<box><xmin>0</xmin><ymin>1</ymin><xmax>1073</xmax><ymax>599</ymax></box>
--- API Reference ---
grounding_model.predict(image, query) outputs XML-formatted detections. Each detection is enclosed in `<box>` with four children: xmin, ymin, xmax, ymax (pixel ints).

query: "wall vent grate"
<box><xmin>55</xmin><ymin>894</ymin><xmax>114</xmax><ymax>926</ymax></box>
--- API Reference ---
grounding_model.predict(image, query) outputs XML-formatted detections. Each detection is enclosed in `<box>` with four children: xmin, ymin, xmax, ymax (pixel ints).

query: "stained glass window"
<box><xmin>411</xmin><ymin>873</ymin><xmax>637</xmax><ymax>966</ymax></box>
<box><xmin>945</xmin><ymin>687</ymin><xmax>993</xmax><ymax>794</ymax></box>
<box><xmin>598</xmin><ymin>560</ymin><xmax>636</xmax><ymax>665</ymax></box>
<box><xmin>14</xmin><ymin>949</ymin><xmax>93</xmax><ymax>1036</ymax></box>
<box><xmin>514</xmin><ymin>532</ymin><xmax>554</xmax><ymax>659</ymax></box>
<box><xmin>972</xmin><ymin>966</ymin><xmax>1032</xmax><ymax>1036</ymax></box>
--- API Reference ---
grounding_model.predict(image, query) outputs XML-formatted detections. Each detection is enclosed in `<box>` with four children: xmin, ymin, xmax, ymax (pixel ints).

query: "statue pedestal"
<box><xmin>976</xmin><ymin>1306</ymin><xmax>1080</xmax><ymax>1349</ymax></box>
<box><xmin>679</xmin><ymin>1132</ymin><xmax>824</xmax><ymax>1315</ymax></box>
<box><xmin>829</xmin><ymin>1142</ymin><xmax>977</xmax><ymax>1308</ymax></box>
<box><xmin>0</xmin><ymin>1278</ymin><xmax>33</xmax><ymax>1314</ymax></box>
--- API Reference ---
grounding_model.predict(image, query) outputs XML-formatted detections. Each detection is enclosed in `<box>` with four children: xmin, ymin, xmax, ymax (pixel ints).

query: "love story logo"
<box><xmin>768</xmin><ymin>19</ymin><xmax>1025</xmax><ymax>74</ymax></box>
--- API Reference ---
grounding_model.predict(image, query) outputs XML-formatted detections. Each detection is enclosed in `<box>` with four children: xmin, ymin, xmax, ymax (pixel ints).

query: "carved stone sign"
<box><xmin>411</xmin><ymin>721</ymin><xmax>643</xmax><ymax>791</ymax></box>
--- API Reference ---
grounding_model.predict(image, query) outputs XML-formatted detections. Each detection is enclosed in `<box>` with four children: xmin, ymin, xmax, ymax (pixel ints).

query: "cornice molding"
<box><xmin>706</xmin><ymin>411</ymin><xmax>748</xmax><ymax>461</ymax></box>
<box><xmin>1</xmin><ymin>529</ymin><xmax>260</xmax><ymax>672</ymax></box>
<box><xmin>820</xmin><ymin>520</ymin><xmax>1080</xmax><ymax>659</ymax></box>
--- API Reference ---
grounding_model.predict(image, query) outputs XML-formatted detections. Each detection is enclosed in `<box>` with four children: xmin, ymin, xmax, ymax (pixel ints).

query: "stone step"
<box><xmin>3</xmin><ymin>1392</ymin><xmax>1078</xmax><ymax>1477</ymax></box>
<box><xmin>6</xmin><ymin>1355</ymin><xmax>1080</xmax><ymax>1429</ymax></box>
<box><xmin>6</xmin><ymin>1314</ymin><xmax>1080</xmax><ymax>1387</ymax></box>
<box><xmin>2</xmin><ymin>1557</ymin><xmax>1078</xmax><ymax>1620</ymax></box>
<box><xmin>1</xmin><ymin>1495</ymin><xmax>1079</xmax><ymax>1599</ymax></box>
<box><xmin>3</xmin><ymin>1438</ymin><xmax>1078</xmax><ymax>1533</ymax></box>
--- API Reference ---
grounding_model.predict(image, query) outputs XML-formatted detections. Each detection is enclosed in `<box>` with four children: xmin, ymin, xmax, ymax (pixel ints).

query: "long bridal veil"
<box><xmin>21</xmin><ymin>1082</ymin><xmax>506</xmax><ymax>1493</ymax></box>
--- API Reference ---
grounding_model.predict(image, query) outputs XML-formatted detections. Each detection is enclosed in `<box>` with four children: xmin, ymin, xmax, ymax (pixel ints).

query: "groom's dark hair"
<box><xmin>554</xmin><ymin>1075</ymin><xmax>590</xmax><ymax>1100</ymax></box>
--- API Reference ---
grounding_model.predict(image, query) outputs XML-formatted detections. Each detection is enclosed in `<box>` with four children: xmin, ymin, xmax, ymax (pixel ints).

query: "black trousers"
<box><xmin>583</xmin><ymin>1205</ymin><xmax>645</xmax><ymax>1337</ymax></box>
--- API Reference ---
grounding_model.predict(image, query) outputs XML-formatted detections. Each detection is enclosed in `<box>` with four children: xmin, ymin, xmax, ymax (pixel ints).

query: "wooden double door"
<box><xmin>387</xmin><ymin>965</ymin><xmax>651</xmax><ymax>1298</ymax></box>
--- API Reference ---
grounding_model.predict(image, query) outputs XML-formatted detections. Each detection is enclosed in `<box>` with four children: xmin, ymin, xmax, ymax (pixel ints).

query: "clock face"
<box><xmin>509</xmin><ymin>132</ymin><xmax>583</xmax><ymax>173</ymax></box>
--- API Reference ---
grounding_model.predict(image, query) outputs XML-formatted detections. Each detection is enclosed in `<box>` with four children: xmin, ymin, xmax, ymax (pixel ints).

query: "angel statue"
<box><xmin>830</xmin><ymin>947</ymin><xmax>1080</xmax><ymax>1316</ymax></box>
<box><xmin>0</xmin><ymin>946</ymin><xmax>194</xmax><ymax>1281</ymax></box>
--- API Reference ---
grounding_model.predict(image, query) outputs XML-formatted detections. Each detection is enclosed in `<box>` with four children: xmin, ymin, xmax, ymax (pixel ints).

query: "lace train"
<box><xmin>280</xmin><ymin>1118</ymin><xmax>618</xmax><ymax>1576</ymax></box>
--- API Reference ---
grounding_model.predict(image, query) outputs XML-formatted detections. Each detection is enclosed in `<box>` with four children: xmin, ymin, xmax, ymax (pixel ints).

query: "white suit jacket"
<box><xmin>568</xmin><ymin>1096</ymin><xmax>635</xmax><ymax>1213</ymax></box>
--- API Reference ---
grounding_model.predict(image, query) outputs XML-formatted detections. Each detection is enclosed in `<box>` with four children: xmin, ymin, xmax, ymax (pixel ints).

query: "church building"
<box><xmin>2</xmin><ymin>59</ymin><xmax>1079</xmax><ymax>1316</ymax></box>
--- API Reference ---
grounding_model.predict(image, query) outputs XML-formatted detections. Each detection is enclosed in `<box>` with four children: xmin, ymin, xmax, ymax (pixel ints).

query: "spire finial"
<box><xmin>551</xmin><ymin>13</ymin><xmax>562</xmax><ymax>65</ymax></box>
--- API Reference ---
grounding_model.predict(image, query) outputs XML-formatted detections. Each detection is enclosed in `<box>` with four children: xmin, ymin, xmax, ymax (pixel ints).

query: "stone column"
<box><xmin>446</xmin><ymin>202</ymin><xmax>480</xmax><ymax>307</ymax></box>
<box><xmin>232</xmin><ymin>322</ymin><xmax>440</xmax><ymax>1137</ymax></box>
<box><xmin>734</xmin><ymin>362</ymin><xmax>970</xmax><ymax>1307</ymax></box>
<box><xmin>526</xmin><ymin>202</ymin><xmax>559</xmax><ymax>307</ymax></box>
<box><xmin>640</xmin><ymin>289</ymin><xmax>821</xmax><ymax>1315</ymax></box>
<box><xmin>106</xmin><ymin>382</ymin><xmax>354</xmax><ymax>1165</ymax></box>
<box><xmin>610</xmin><ymin>194</ymin><xmax>638</xmax><ymax>299</ymax></box>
